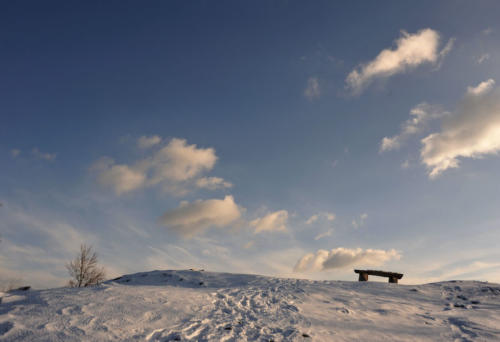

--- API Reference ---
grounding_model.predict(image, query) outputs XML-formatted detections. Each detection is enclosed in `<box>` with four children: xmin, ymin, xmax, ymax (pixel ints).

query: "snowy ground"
<box><xmin>1</xmin><ymin>270</ymin><xmax>500</xmax><ymax>341</ymax></box>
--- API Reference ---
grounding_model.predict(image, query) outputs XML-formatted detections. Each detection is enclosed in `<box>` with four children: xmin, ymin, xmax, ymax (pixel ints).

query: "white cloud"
<box><xmin>93</xmin><ymin>157</ymin><xmax>146</xmax><ymax>195</ymax></box>
<box><xmin>10</xmin><ymin>149</ymin><xmax>21</xmax><ymax>157</ymax></box>
<box><xmin>305</xmin><ymin>212</ymin><xmax>335</xmax><ymax>225</ymax></box>
<box><xmin>466</xmin><ymin>78</ymin><xmax>495</xmax><ymax>96</ymax></box>
<box><xmin>326</xmin><ymin>213</ymin><xmax>335</xmax><ymax>221</ymax></box>
<box><xmin>93</xmin><ymin>137</ymin><xmax>222</xmax><ymax>195</ymax></box>
<box><xmin>293</xmin><ymin>247</ymin><xmax>401</xmax><ymax>272</ymax></box>
<box><xmin>482</xmin><ymin>28</ymin><xmax>493</xmax><ymax>35</ymax></box>
<box><xmin>421</xmin><ymin>79</ymin><xmax>500</xmax><ymax>178</ymax></box>
<box><xmin>244</xmin><ymin>241</ymin><xmax>255</xmax><ymax>249</ymax></box>
<box><xmin>437</xmin><ymin>37</ymin><xmax>455</xmax><ymax>61</ymax></box>
<box><xmin>401</xmin><ymin>160</ymin><xmax>410</xmax><ymax>169</ymax></box>
<box><xmin>314</xmin><ymin>229</ymin><xmax>333</xmax><ymax>241</ymax></box>
<box><xmin>195</xmin><ymin>177</ymin><xmax>233</xmax><ymax>190</ymax></box>
<box><xmin>305</xmin><ymin>214</ymin><xmax>318</xmax><ymax>225</ymax></box>
<box><xmin>380</xmin><ymin>103</ymin><xmax>448</xmax><ymax>152</ymax></box>
<box><xmin>137</xmin><ymin>135</ymin><xmax>161</xmax><ymax>149</ymax></box>
<box><xmin>351</xmin><ymin>213</ymin><xmax>368</xmax><ymax>229</ymax></box>
<box><xmin>477</xmin><ymin>53</ymin><xmax>490</xmax><ymax>64</ymax></box>
<box><xmin>159</xmin><ymin>195</ymin><xmax>242</xmax><ymax>238</ymax></box>
<box><xmin>250</xmin><ymin>210</ymin><xmax>288</xmax><ymax>233</ymax></box>
<box><xmin>304</xmin><ymin>77</ymin><xmax>321</xmax><ymax>100</ymax></box>
<box><xmin>148</xmin><ymin>138</ymin><xmax>217</xmax><ymax>183</ymax></box>
<box><xmin>32</xmin><ymin>148</ymin><xmax>56</xmax><ymax>161</ymax></box>
<box><xmin>346</xmin><ymin>29</ymin><xmax>452</xmax><ymax>93</ymax></box>
<box><xmin>380</xmin><ymin>136</ymin><xmax>399</xmax><ymax>152</ymax></box>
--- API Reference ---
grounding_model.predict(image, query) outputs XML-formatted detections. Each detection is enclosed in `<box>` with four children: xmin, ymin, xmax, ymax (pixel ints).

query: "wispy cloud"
<box><xmin>294</xmin><ymin>247</ymin><xmax>401</xmax><ymax>272</ymax></box>
<box><xmin>482</xmin><ymin>28</ymin><xmax>493</xmax><ymax>35</ymax></box>
<box><xmin>195</xmin><ymin>177</ymin><xmax>233</xmax><ymax>190</ymax></box>
<box><xmin>305</xmin><ymin>212</ymin><xmax>335</xmax><ymax>225</ymax></box>
<box><xmin>10</xmin><ymin>149</ymin><xmax>21</xmax><ymax>158</ymax></box>
<box><xmin>137</xmin><ymin>135</ymin><xmax>161</xmax><ymax>149</ymax></box>
<box><xmin>346</xmin><ymin>29</ymin><xmax>453</xmax><ymax>94</ymax></box>
<box><xmin>314</xmin><ymin>229</ymin><xmax>333</xmax><ymax>241</ymax></box>
<box><xmin>304</xmin><ymin>77</ymin><xmax>321</xmax><ymax>101</ymax></box>
<box><xmin>380</xmin><ymin>103</ymin><xmax>449</xmax><ymax>152</ymax></box>
<box><xmin>6</xmin><ymin>208</ymin><xmax>94</xmax><ymax>255</ymax></box>
<box><xmin>305</xmin><ymin>214</ymin><xmax>319</xmax><ymax>225</ymax></box>
<box><xmin>476</xmin><ymin>53</ymin><xmax>490</xmax><ymax>64</ymax></box>
<box><xmin>32</xmin><ymin>148</ymin><xmax>56</xmax><ymax>161</ymax></box>
<box><xmin>244</xmin><ymin>241</ymin><xmax>255</xmax><ymax>249</ymax></box>
<box><xmin>351</xmin><ymin>213</ymin><xmax>368</xmax><ymax>229</ymax></box>
<box><xmin>409</xmin><ymin>258</ymin><xmax>500</xmax><ymax>284</ymax></box>
<box><xmin>0</xmin><ymin>204</ymin><xmax>96</xmax><ymax>288</ymax></box>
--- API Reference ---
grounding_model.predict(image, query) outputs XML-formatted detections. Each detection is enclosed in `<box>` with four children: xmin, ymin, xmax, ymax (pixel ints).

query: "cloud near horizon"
<box><xmin>346</xmin><ymin>28</ymin><xmax>453</xmax><ymax>94</ymax></box>
<box><xmin>159</xmin><ymin>195</ymin><xmax>243</xmax><ymax>238</ymax></box>
<box><xmin>0</xmin><ymin>203</ymin><xmax>97</xmax><ymax>288</ymax></box>
<box><xmin>421</xmin><ymin>79</ymin><xmax>500</xmax><ymax>178</ymax></box>
<box><xmin>93</xmin><ymin>137</ymin><xmax>230</xmax><ymax>195</ymax></box>
<box><xmin>250</xmin><ymin>210</ymin><xmax>288</xmax><ymax>233</ymax></box>
<box><xmin>294</xmin><ymin>247</ymin><xmax>401</xmax><ymax>272</ymax></box>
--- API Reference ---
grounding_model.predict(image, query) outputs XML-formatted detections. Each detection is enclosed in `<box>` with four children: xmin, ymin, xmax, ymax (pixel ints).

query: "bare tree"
<box><xmin>66</xmin><ymin>244</ymin><xmax>106</xmax><ymax>287</ymax></box>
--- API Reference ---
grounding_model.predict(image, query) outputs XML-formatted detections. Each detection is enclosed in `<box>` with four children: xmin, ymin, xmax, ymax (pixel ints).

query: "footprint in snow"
<box><xmin>337</xmin><ymin>307</ymin><xmax>350</xmax><ymax>314</ymax></box>
<box><xmin>59</xmin><ymin>305</ymin><xmax>83</xmax><ymax>315</ymax></box>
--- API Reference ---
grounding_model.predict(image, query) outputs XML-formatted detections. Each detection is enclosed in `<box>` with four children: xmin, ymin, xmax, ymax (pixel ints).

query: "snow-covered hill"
<box><xmin>1</xmin><ymin>270</ymin><xmax>500</xmax><ymax>341</ymax></box>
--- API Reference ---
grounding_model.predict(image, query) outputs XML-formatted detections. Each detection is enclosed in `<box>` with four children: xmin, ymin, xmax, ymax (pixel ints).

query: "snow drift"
<box><xmin>1</xmin><ymin>270</ymin><xmax>499</xmax><ymax>341</ymax></box>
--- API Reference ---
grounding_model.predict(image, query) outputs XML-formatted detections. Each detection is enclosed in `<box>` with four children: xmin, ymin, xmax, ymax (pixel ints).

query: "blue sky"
<box><xmin>2</xmin><ymin>1</ymin><xmax>500</xmax><ymax>288</ymax></box>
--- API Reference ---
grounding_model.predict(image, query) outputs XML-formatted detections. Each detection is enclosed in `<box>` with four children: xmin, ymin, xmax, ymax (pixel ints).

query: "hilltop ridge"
<box><xmin>1</xmin><ymin>270</ymin><xmax>500</xmax><ymax>341</ymax></box>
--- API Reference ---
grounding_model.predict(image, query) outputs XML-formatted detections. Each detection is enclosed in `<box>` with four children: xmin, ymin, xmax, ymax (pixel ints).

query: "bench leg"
<box><xmin>389</xmin><ymin>277</ymin><xmax>398</xmax><ymax>284</ymax></box>
<box><xmin>358</xmin><ymin>273</ymin><xmax>368</xmax><ymax>281</ymax></box>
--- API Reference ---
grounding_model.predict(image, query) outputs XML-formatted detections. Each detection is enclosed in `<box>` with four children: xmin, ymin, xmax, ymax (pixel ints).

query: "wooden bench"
<box><xmin>354</xmin><ymin>269</ymin><xmax>403</xmax><ymax>283</ymax></box>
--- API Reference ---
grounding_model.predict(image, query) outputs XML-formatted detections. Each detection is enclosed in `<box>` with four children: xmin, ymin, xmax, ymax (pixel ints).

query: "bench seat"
<box><xmin>354</xmin><ymin>269</ymin><xmax>403</xmax><ymax>283</ymax></box>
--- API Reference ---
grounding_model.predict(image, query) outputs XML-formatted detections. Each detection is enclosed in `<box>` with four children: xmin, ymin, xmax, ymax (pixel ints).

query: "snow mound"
<box><xmin>1</xmin><ymin>270</ymin><xmax>500</xmax><ymax>341</ymax></box>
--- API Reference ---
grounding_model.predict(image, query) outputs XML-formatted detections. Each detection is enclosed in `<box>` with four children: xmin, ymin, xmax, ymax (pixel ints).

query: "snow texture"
<box><xmin>1</xmin><ymin>270</ymin><xmax>500</xmax><ymax>341</ymax></box>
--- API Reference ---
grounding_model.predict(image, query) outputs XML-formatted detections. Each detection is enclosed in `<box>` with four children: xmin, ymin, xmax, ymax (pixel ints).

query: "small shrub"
<box><xmin>66</xmin><ymin>244</ymin><xmax>106</xmax><ymax>287</ymax></box>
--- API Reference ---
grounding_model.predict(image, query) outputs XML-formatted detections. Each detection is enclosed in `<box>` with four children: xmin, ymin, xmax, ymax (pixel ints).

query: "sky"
<box><xmin>1</xmin><ymin>1</ymin><xmax>500</xmax><ymax>288</ymax></box>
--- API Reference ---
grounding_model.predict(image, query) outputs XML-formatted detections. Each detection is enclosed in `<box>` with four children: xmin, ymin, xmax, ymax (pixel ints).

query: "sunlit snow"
<box><xmin>1</xmin><ymin>270</ymin><xmax>500</xmax><ymax>341</ymax></box>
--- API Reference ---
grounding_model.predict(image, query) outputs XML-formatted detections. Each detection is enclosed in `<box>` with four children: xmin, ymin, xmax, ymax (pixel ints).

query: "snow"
<box><xmin>1</xmin><ymin>270</ymin><xmax>500</xmax><ymax>341</ymax></box>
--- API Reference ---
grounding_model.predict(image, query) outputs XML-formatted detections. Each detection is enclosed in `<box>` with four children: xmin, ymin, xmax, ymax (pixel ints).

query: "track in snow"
<box><xmin>1</xmin><ymin>270</ymin><xmax>500</xmax><ymax>341</ymax></box>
